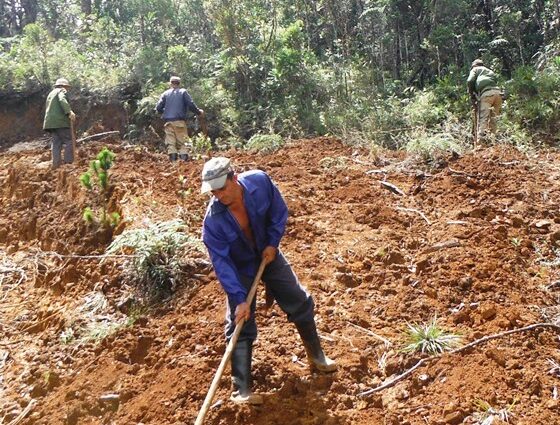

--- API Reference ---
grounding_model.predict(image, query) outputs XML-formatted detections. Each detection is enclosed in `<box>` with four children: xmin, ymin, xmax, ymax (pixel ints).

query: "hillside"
<box><xmin>1</xmin><ymin>137</ymin><xmax>560</xmax><ymax>424</ymax></box>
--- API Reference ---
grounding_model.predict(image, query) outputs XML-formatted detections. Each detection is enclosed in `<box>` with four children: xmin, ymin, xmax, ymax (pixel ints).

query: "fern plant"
<box><xmin>106</xmin><ymin>220</ymin><xmax>204</xmax><ymax>302</ymax></box>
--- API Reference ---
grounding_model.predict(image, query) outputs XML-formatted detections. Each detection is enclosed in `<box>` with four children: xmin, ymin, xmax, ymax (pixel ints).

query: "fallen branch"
<box><xmin>396</xmin><ymin>207</ymin><xmax>431</xmax><ymax>225</ymax></box>
<box><xmin>77</xmin><ymin>131</ymin><xmax>120</xmax><ymax>144</ymax></box>
<box><xmin>446</xmin><ymin>220</ymin><xmax>469</xmax><ymax>226</ymax></box>
<box><xmin>347</xmin><ymin>321</ymin><xmax>393</xmax><ymax>346</ymax></box>
<box><xmin>380</xmin><ymin>181</ymin><xmax>405</xmax><ymax>196</ymax></box>
<box><xmin>8</xmin><ymin>400</ymin><xmax>36</xmax><ymax>425</ymax></box>
<box><xmin>20</xmin><ymin>306</ymin><xmax>65</xmax><ymax>333</ymax></box>
<box><xmin>422</xmin><ymin>239</ymin><xmax>460</xmax><ymax>254</ymax></box>
<box><xmin>357</xmin><ymin>323</ymin><xmax>560</xmax><ymax>397</ymax></box>
<box><xmin>448</xmin><ymin>166</ymin><xmax>477</xmax><ymax>178</ymax></box>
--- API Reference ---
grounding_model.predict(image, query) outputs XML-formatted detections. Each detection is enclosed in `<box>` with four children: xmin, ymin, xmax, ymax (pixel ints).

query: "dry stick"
<box><xmin>357</xmin><ymin>323</ymin><xmax>560</xmax><ymax>397</ymax></box>
<box><xmin>347</xmin><ymin>321</ymin><xmax>393</xmax><ymax>346</ymax></box>
<box><xmin>20</xmin><ymin>306</ymin><xmax>65</xmax><ymax>333</ymax></box>
<box><xmin>194</xmin><ymin>259</ymin><xmax>267</xmax><ymax>425</ymax></box>
<box><xmin>70</xmin><ymin>118</ymin><xmax>78</xmax><ymax>160</ymax></box>
<box><xmin>380</xmin><ymin>181</ymin><xmax>405</xmax><ymax>196</ymax></box>
<box><xmin>8</xmin><ymin>400</ymin><xmax>36</xmax><ymax>425</ymax></box>
<box><xmin>77</xmin><ymin>131</ymin><xmax>120</xmax><ymax>144</ymax></box>
<box><xmin>448</xmin><ymin>166</ymin><xmax>477</xmax><ymax>178</ymax></box>
<box><xmin>395</xmin><ymin>207</ymin><xmax>432</xmax><ymax>225</ymax></box>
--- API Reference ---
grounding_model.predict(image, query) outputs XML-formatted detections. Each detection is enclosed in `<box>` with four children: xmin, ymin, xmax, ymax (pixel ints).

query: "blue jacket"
<box><xmin>202</xmin><ymin>170</ymin><xmax>289</xmax><ymax>306</ymax></box>
<box><xmin>155</xmin><ymin>87</ymin><xmax>201</xmax><ymax>121</ymax></box>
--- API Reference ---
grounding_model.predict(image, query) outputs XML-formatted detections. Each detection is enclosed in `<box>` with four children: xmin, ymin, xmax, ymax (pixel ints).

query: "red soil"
<box><xmin>1</xmin><ymin>137</ymin><xmax>560</xmax><ymax>424</ymax></box>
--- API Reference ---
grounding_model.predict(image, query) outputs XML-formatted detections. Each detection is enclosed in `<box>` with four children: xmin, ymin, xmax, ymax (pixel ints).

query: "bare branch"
<box><xmin>396</xmin><ymin>207</ymin><xmax>432</xmax><ymax>225</ymax></box>
<box><xmin>357</xmin><ymin>323</ymin><xmax>560</xmax><ymax>397</ymax></box>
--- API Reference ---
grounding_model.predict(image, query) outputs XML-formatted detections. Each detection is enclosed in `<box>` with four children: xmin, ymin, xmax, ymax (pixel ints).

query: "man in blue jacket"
<box><xmin>201</xmin><ymin>157</ymin><xmax>337</xmax><ymax>405</ymax></box>
<box><xmin>155</xmin><ymin>76</ymin><xmax>204</xmax><ymax>161</ymax></box>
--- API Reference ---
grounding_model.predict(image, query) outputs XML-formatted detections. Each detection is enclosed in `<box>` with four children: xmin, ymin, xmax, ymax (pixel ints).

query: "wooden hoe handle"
<box><xmin>194</xmin><ymin>259</ymin><xmax>267</xmax><ymax>425</ymax></box>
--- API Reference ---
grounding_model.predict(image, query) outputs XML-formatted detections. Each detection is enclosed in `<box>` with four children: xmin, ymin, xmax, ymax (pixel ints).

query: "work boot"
<box><xmin>169</xmin><ymin>153</ymin><xmax>178</xmax><ymax>161</ymax></box>
<box><xmin>296</xmin><ymin>321</ymin><xmax>337</xmax><ymax>373</ymax></box>
<box><xmin>230</xmin><ymin>339</ymin><xmax>263</xmax><ymax>405</ymax></box>
<box><xmin>178</xmin><ymin>153</ymin><xmax>190</xmax><ymax>162</ymax></box>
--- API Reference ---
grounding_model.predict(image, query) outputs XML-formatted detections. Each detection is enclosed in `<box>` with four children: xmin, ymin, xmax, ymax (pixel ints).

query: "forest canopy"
<box><xmin>2</xmin><ymin>0</ymin><xmax>560</xmax><ymax>148</ymax></box>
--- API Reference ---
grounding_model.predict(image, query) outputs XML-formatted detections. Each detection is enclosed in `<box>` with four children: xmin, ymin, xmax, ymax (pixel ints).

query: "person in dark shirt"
<box><xmin>155</xmin><ymin>76</ymin><xmax>204</xmax><ymax>161</ymax></box>
<box><xmin>201</xmin><ymin>157</ymin><xmax>337</xmax><ymax>405</ymax></box>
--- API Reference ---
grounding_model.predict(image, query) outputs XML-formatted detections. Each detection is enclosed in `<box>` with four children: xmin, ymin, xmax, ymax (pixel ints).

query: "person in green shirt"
<box><xmin>43</xmin><ymin>78</ymin><xmax>76</xmax><ymax>169</ymax></box>
<box><xmin>467</xmin><ymin>59</ymin><xmax>502</xmax><ymax>143</ymax></box>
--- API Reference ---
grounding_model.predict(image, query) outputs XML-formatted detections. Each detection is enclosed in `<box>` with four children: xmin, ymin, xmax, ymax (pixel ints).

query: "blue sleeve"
<box><xmin>265</xmin><ymin>175</ymin><xmax>288</xmax><ymax>248</ymax></box>
<box><xmin>203</xmin><ymin>218</ymin><xmax>247</xmax><ymax>306</ymax></box>
<box><xmin>183</xmin><ymin>91</ymin><xmax>201</xmax><ymax>115</ymax></box>
<box><xmin>155</xmin><ymin>92</ymin><xmax>166</xmax><ymax>113</ymax></box>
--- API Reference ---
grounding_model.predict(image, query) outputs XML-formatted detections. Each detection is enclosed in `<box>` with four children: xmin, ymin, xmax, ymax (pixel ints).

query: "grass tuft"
<box><xmin>472</xmin><ymin>399</ymin><xmax>516</xmax><ymax>424</ymax></box>
<box><xmin>403</xmin><ymin>316</ymin><xmax>462</xmax><ymax>355</ymax></box>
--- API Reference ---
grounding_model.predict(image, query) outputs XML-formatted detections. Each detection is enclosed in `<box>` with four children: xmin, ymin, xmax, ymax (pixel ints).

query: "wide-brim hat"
<box><xmin>201</xmin><ymin>157</ymin><xmax>232</xmax><ymax>194</ymax></box>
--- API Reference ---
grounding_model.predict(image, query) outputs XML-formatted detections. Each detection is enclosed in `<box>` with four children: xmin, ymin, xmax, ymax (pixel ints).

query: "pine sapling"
<box><xmin>79</xmin><ymin>147</ymin><xmax>120</xmax><ymax>229</ymax></box>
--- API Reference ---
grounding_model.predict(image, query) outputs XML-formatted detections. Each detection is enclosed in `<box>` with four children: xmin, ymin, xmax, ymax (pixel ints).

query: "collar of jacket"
<box><xmin>210</xmin><ymin>173</ymin><xmax>259</xmax><ymax>213</ymax></box>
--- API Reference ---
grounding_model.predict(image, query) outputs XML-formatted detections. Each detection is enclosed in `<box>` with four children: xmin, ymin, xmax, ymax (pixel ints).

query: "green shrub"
<box><xmin>106</xmin><ymin>220</ymin><xmax>204</xmax><ymax>303</ymax></box>
<box><xmin>245</xmin><ymin>133</ymin><xmax>285</xmax><ymax>153</ymax></box>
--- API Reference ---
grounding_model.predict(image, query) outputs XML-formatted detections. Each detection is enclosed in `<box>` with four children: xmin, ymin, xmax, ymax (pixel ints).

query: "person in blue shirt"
<box><xmin>201</xmin><ymin>157</ymin><xmax>337</xmax><ymax>405</ymax></box>
<box><xmin>155</xmin><ymin>76</ymin><xmax>204</xmax><ymax>161</ymax></box>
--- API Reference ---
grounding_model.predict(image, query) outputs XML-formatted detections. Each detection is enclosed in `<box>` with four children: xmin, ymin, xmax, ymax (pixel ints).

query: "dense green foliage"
<box><xmin>2</xmin><ymin>0</ymin><xmax>560</xmax><ymax>147</ymax></box>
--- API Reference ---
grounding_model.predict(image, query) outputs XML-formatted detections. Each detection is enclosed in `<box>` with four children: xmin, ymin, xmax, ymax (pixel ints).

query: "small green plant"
<box><xmin>472</xmin><ymin>399</ymin><xmax>516</xmax><ymax>424</ymax></box>
<box><xmin>60</xmin><ymin>327</ymin><xmax>75</xmax><ymax>344</ymax></box>
<box><xmin>191</xmin><ymin>133</ymin><xmax>212</xmax><ymax>157</ymax></box>
<box><xmin>79</xmin><ymin>147</ymin><xmax>120</xmax><ymax>228</ymax></box>
<box><xmin>106</xmin><ymin>220</ymin><xmax>204</xmax><ymax>303</ymax></box>
<box><xmin>319</xmin><ymin>156</ymin><xmax>348</xmax><ymax>170</ymax></box>
<box><xmin>403</xmin><ymin>316</ymin><xmax>462</xmax><ymax>355</ymax></box>
<box><xmin>510</xmin><ymin>237</ymin><xmax>522</xmax><ymax>247</ymax></box>
<box><xmin>245</xmin><ymin>133</ymin><xmax>285</xmax><ymax>154</ymax></box>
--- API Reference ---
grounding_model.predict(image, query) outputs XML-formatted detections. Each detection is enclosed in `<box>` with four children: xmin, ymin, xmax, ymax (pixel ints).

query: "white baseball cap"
<box><xmin>201</xmin><ymin>157</ymin><xmax>232</xmax><ymax>194</ymax></box>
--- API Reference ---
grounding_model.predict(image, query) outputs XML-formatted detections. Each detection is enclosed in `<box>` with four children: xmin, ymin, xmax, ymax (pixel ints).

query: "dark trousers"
<box><xmin>225</xmin><ymin>251</ymin><xmax>315</xmax><ymax>342</ymax></box>
<box><xmin>50</xmin><ymin>128</ymin><xmax>73</xmax><ymax>168</ymax></box>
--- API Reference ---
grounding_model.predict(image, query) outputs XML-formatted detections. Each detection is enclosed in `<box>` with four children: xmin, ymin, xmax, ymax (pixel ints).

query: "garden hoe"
<box><xmin>194</xmin><ymin>259</ymin><xmax>267</xmax><ymax>425</ymax></box>
<box><xmin>471</xmin><ymin>96</ymin><xmax>479</xmax><ymax>148</ymax></box>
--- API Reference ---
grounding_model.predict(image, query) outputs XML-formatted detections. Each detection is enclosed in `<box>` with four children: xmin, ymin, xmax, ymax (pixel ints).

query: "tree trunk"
<box><xmin>21</xmin><ymin>0</ymin><xmax>38</xmax><ymax>27</ymax></box>
<box><xmin>81</xmin><ymin>0</ymin><xmax>92</xmax><ymax>15</ymax></box>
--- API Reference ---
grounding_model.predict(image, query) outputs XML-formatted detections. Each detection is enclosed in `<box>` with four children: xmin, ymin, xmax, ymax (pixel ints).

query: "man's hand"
<box><xmin>69</xmin><ymin>111</ymin><xmax>76</xmax><ymax>122</ymax></box>
<box><xmin>199</xmin><ymin>109</ymin><xmax>205</xmax><ymax>117</ymax></box>
<box><xmin>235</xmin><ymin>302</ymin><xmax>250</xmax><ymax>324</ymax></box>
<box><xmin>262</xmin><ymin>246</ymin><xmax>277</xmax><ymax>265</ymax></box>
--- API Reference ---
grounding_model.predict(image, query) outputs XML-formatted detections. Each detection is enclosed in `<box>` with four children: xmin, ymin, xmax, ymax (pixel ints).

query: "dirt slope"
<box><xmin>1</xmin><ymin>138</ymin><xmax>560</xmax><ymax>425</ymax></box>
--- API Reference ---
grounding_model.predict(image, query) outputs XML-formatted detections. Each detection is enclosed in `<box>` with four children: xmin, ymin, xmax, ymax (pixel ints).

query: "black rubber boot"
<box><xmin>296</xmin><ymin>321</ymin><xmax>337</xmax><ymax>373</ymax></box>
<box><xmin>169</xmin><ymin>153</ymin><xmax>178</xmax><ymax>161</ymax></box>
<box><xmin>178</xmin><ymin>153</ymin><xmax>190</xmax><ymax>162</ymax></box>
<box><xmin>230</xmin><ymin>339</ymin><xmax>263</xmax><ymax>405</ymax></box>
